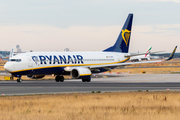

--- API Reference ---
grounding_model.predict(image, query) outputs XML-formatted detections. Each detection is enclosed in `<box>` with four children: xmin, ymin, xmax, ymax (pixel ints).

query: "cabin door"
<box><xmin>27</xmin><ymin>56</ymin><xmax>33</xmax><ymax>67</ymax></box>
<box><xmin>116</xmin><ymin>54</ymin><xmax>121</xmax><ymax>61</ymax></box>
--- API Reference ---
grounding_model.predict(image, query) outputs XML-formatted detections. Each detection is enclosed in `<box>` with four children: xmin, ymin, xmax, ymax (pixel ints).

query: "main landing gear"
<box><xmin>55</xmin><ymin>75</ymin><xmax>64</xmax><ymax>82</ymax></box>
<box><xmin>82</xmin><ymin>77</ymin><xmax>91</xmax><ymax>82</ymax></box>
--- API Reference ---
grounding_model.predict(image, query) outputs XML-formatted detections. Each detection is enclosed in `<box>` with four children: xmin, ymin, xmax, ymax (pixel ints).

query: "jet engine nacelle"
<box><xmin>27</xmin><ymin>75</ymin><xmax>45</xmax><ymax>79</ymax></box>
<box><xmin>70</xmin><ymin>67</ymin><xmax>92</xmax><ymax>79</ymax></box>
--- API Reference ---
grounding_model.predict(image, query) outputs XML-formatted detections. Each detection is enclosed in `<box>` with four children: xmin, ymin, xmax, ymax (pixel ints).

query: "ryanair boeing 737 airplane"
<box><xmin>4</xmin><ymin>14</ymin><xmax>177</xmax><ymax>82</ymax></box>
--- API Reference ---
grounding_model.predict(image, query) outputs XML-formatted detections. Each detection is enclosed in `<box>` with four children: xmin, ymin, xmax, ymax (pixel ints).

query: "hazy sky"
<box><xmin>0</xmin><ymin>0</ymin><xmax>180</xmax><ymax>52</ymax></box>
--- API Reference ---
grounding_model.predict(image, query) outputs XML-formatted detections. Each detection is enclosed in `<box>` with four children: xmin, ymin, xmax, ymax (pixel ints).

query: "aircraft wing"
<box><xmin>89</xmin><ymin>60</ymin><xmax>162</xmax><ymax>69</ymax></box>
<box><xmin>65</xmin><ymin>46</ymin><xmax>177</xmax><ymax>72</ymax></box>
<box><xmin>90</xmin><ymin>46</ymin><xmax>177</xmax><ymax>69</ymax></box>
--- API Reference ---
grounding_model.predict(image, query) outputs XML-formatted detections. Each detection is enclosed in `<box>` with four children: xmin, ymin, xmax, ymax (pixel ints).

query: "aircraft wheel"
<box><xmin>87</xmin><ymin>77</ymin><xmax>91</xmax><ymax>82</ymax></box>
<box><xmin>17</xmin><ymin>78</ymin><xmax>22</xmax><ymax>83</ymax></box>
<box><xmin>82</xmin><ymin>77</ymin><xmax>91</xmax><ymax>82</ymax></box>
<box><xmin>82</xmin><ymin>79</ymin><xmax>87</xmax><ymax>82</ymax></box>
<box><xmin>59</xmin><ymin>76</ymin><xmax>64</xmax><ymax>82</ymax></box>
<box><xmin>55</xmin><ymin>75</ymin><xmax>64</xmax><ymax>82</ymax></box>
<box><xmin>55</xmin><ymin>76</ymin><xmax>60</xmax><ymax>82</ymax></box>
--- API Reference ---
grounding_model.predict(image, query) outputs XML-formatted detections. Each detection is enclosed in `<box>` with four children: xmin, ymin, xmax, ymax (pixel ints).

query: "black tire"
<box><xmin>87</xmin><ymin>77</ymin><xmax>91</xmax><ymax>82</ymax></box>
<box><xmin>55</xmin><ymin>80</ymin><xmax>60</xmax><ymax>82</ymax></box>
<box><xmin>55</xmin><ymin>75</ymin><xmax>64</xmax><ymax>82</ymax></box>
<box><xmin>82</xmin><ymin>79</ymin><xmax>87</xmax><ymax>82</ymax></box>
<box><xmin>59</xmin><ymin>76</ymin><xmax>64</xmax><ymax>82</ymax></box>
<box><xmin>82</xmin><ymin>77</ymin><xmax>91</xmax><ymax>82</ymax></box>
<box><xmin>17</xmin><ymin>78</ymin><xmax>22</xmax><ymax>83</ymax></box>
<box><xmin>55</xmin><ymin>76</ymin><xmax>60</xmax><ymax>82</ymax></box>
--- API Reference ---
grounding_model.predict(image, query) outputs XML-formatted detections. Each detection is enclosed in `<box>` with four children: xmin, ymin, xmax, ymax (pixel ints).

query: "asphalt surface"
<box><xmin>0</xmin><ymin>74</ymin><xmax>180</xmax><ymax>95</ymax></box>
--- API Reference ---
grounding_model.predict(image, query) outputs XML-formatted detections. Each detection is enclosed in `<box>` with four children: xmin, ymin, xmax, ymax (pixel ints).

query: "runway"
<box><xmin>0</xmin><ymin>74</ymin><xmax>180</xmax><ymax>95</ymax></box>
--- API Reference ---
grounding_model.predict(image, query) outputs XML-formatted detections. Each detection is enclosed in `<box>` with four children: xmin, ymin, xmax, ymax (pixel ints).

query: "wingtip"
<box><xmin>165</xmin><ymin>46</ymin><xmax>177</xmax><ymax>61</ymax></box>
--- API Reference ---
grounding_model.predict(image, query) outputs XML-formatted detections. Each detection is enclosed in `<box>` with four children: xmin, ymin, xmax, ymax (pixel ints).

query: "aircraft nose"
<box><xmin>4</xmin><ymin>62</ymin><xmax>13</xmax><ymax>72</ymax></box>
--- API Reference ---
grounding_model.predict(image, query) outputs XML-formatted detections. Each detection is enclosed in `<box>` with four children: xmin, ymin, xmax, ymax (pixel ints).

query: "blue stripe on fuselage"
<box><xmin>11</xmin><ymin>66</ymin><xmax>109</xmax><ymax>76</ymax></box>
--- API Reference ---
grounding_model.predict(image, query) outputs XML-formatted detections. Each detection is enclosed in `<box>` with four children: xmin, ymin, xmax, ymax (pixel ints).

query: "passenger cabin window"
<box><xmin>10</xmin><ymin>59</ymin><xmax>22</xmax><ymax>62</ymax></box>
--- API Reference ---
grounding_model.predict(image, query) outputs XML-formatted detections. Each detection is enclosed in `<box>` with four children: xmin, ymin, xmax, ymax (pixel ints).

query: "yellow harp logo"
<box><xmin>121</xmin><ymin>29</ymin><xmax>131</xmax><ymax>46</ymax></box>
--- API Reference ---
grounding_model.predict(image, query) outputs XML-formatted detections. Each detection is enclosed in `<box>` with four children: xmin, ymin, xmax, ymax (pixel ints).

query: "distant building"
<box><xmin>13</xmin><ymin>45</ymin><xmax>26</xmax><ymax>56</ymax></box>
<box><xmin>0</xmin><ymin>51</ymin><xmax>10</xmax><ymax>60</ymax></box>
<box><xmin>16</xmin><ymin>45</ymin><xmax>22</xmax><ymax>53</ymax></box>
<box><xmin>64</xmin><ymin>48</ymin><xmax>70</xmax><ymax>52</ymax></box>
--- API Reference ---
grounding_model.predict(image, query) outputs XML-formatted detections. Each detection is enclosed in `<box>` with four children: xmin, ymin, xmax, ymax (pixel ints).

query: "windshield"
<box><xmin>9</xmin><ymin>59</ymin><xmax>22</xmax><ymax>62</ymax></box>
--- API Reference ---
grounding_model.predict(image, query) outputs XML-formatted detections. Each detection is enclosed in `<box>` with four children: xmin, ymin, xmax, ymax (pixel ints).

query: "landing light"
<box><xmin>66</xmin><ymin>67</ymin><xmax>70</xmax><ymax>70</ymax></box>
<box><xmin>64</xmin><ymin>67</ymin><xmax>72</xmax><ymax>72</ymax></box>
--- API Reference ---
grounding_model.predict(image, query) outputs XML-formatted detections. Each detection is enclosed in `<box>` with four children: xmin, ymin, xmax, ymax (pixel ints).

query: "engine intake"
<box><xmin>71</xmin><ymin>67</ymin><xmax>91</xmax><ymax>79</ymax></box>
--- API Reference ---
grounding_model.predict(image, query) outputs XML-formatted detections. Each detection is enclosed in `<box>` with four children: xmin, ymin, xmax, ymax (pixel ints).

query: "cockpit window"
<box><xmin>10</xmin><ymin>59</ymin><xmax>22</xmax><ymax>62</ymax></box>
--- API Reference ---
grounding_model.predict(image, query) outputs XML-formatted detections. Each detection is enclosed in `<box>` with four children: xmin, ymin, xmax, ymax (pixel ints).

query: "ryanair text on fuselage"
<box><xmin>32</xmin><ymin>55</ymin><xmax>84</xmax><ymax>65</ymax></box>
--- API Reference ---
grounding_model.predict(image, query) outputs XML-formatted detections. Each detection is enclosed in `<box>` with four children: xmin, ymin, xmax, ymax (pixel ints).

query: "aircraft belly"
<box><xmin>12</xmin><ymin>67</ymin><xmax>67</xmax><ymax>75</ymax></box>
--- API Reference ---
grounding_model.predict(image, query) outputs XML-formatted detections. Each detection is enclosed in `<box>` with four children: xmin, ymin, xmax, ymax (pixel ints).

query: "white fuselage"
<box><xmin>4</xmin><ymin>52</ymin><xmax>128</xmax><ymax>75</ymax></box>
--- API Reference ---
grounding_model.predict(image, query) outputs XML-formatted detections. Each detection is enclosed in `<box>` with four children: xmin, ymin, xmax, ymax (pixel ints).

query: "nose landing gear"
<box><xmin>17</xmin><ymin>78</ymin><xmax>22</xmax><ymax>83</ymax></box>
<box><xmin>14</xmin><ymin>75</ymin><xmax>22</xmax><ymax>83</ymax></box>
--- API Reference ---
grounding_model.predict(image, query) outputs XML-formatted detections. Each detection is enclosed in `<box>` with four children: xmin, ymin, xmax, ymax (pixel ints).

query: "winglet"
<box><xmin>165</xmin><ymin>46</ymin><xmax>177</xmax><ymax>61</ymax></box>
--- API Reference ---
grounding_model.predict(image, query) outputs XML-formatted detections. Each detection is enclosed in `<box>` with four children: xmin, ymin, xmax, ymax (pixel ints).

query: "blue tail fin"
<box><xmin>103</xmin><ymin>14</ymin><xmax>133</xmax><ymax>53</ymax></box>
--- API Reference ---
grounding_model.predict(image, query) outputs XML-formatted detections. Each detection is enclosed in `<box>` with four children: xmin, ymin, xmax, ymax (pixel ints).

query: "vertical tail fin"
<box><xmin>103</xmin><ymin>14</ymin><xmax>133</xmax><ymax>53</ymax></box>
<box><xmin>145</xmin><ymin>46</ymin><xmax>152</xmax><ymax>57</ymax></box>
